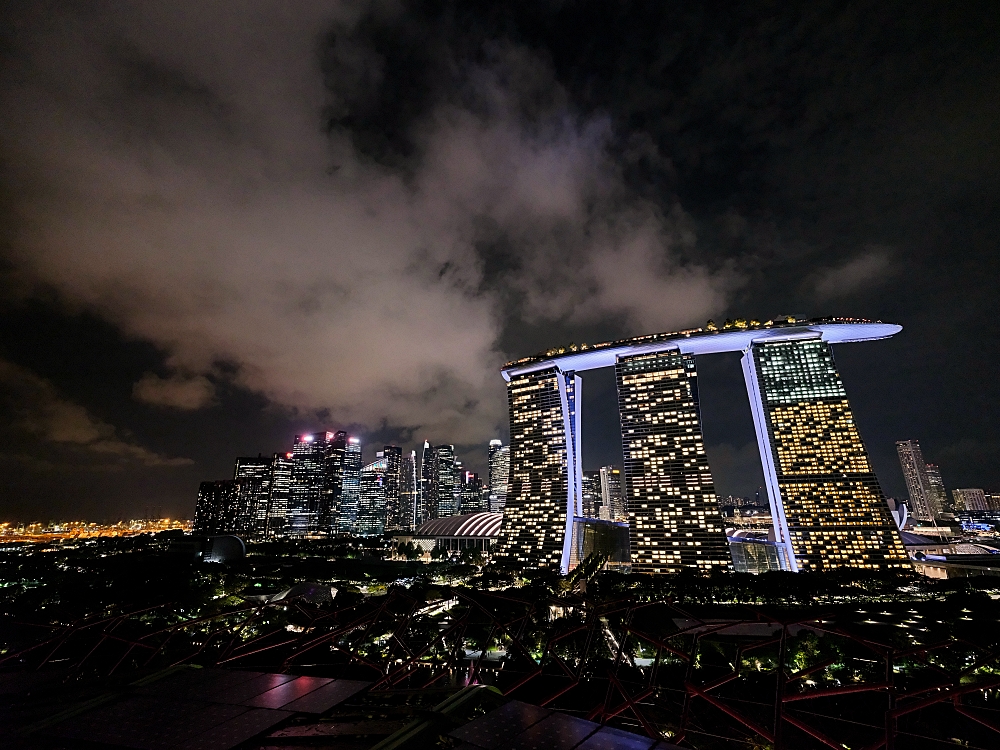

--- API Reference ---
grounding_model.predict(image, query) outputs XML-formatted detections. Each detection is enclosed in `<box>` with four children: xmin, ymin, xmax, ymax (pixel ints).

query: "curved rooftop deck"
<box><xmin>501</xmin><ymin>317</ymin><xmax>901</xmax><ymax>380</ymax></box>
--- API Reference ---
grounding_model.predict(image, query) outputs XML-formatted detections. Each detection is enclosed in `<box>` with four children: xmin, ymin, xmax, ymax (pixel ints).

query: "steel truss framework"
<box><xmin>5</xmin><ymin>588</ymin><xmax>1000</xmax><ymax>749</ymax></box>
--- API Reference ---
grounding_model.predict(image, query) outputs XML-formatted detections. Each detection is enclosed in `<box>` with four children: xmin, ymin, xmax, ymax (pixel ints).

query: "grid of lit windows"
<box><xmin>616</xmin><ymin>350</ymin><xmax>731</xmax><ymax>574</ymax></box>
<box><xmin>495</xmin><ymin>367</ymin><xmax>572</xmax><ymax>569</ymax></box>
<box><xmin>751</xmin><ymin>340</ymin><xmax>909</xmax><ymax>571</ymax></box>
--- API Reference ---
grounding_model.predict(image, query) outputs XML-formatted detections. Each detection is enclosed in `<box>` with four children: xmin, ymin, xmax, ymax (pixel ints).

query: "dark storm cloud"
<box><xmin>0</xmin><ymin>0</ymin><xmax>733</xmax><ymax>449</ymax></box>
<box><xmin>1</xmin><ymin>0</ymin><xmax>998</xmax><ymax>516</ymax></box>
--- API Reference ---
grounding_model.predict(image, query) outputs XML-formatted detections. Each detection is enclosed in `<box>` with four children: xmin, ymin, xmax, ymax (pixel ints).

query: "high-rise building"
<box><xmin>580</xmin><ymin>471</ymin><xmax>600</xmax><ymax>517</ymax></box>
<box><xmin>400</xmin><ymin>450</ymin><xmax>419</xmax><ymax>530</ymax></box>
<box><xmin>289</xmin><ymin>433</ymin><xmax>330</xmax><ymax>535</ymax></box>
<box><xmin>355</xmin><ymin>457</ymin><xmax>388</xmax><ymax>536</ymax></box>
<box><xmin>234</xmin><ymin>456</ymin><xmax>271</xmax><ymax>539</ymax></box>
<box><xmin>616</xmin><ymin>350</ymin><xmax>730</xmax><ymax>574</ymax></box>
<box><xmin>434</xmin><ymin>444</ymin><xmax>458</xmax><ymax>518</ymax></box>
<box><xmin>488</xmin><ymin>440</ymin><xmax>510</xmax><ymax>511</ymax></box>
<box><xmin>499</xmin><ymin>316</ymin><xmax>908</xmax><ymax>575</ymax></box>
<box><xmin>267</xmin><ymin>452</ymin><xmax>294</xmax><ymax>536</ymax></box>
<box><xmin>925</xmin><ymin>463</ymin><xmax>948</xmax><ymax>516</ymax></box>
<box><xmin>745</xmin><ymin>339</ymin><xmax>908</xmax><ymax>571</ymax></box>
<box><xmin>419</xmin><ymin>441</ymin><xmax>436</xmax><ymax>523</ymax></box>
<box><xmin>495</xmin><ymin>367</ymin><xmax>582</xmax><ymax>572</ymax></box>
<box><xmin>194</xmin><ymin>480</ymin><xmax>235</xmax><ymax>535</ymax></box>
<box><xmin>599</xmin><ymin>466</ymin><xmax>626</xmax><ymax>522</ymax></box>
<box><xmin>896</xmin><ymin>440</ymin><xmax>939</xmax><ymax>520</ymax></box>
<box><xmin>953</xmin><ymin>488</ymin><xmax>988</xmax><ymax>512</ymax></box>
<box><xmin>318</xmin><ymin>431</ymin><xmax>348</xmax><ymax>533</ymax></box>
<box><xmin>459</xmin><ymin>471</ymin><xmax>486</xmax><ymax>514</ymax></box>
<box><xmin>338</xmin><ymin>437</ymin><xmax>362</xmax><ymax>533</ymax></box>
<box><xmin>382</xmin><ymin>445</ymin><xmax>403</xmax><ymax>532</ymax></box>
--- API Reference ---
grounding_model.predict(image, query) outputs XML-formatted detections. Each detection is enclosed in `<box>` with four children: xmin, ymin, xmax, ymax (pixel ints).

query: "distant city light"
<box><xmin>348</xmin><ymin>437</ymin><xmax>360</xmax><ymax>444</ymax></box>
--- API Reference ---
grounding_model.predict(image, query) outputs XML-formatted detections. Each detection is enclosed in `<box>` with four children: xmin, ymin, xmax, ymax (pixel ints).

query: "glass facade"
<box><xmin>382</xmin><ymin>445</ymin><xmax>403</xmax><ymax>531</ymax></box>
<box><xmin>234</xmin><ymin>456</ymin><xmax>272</xmax><ymax>539</ymax></box>
<box><xmin>745</xmin><ymin>338</ymin><xmax>909</xmax><ymax>571</ymax></box>
<box><xmin>434</xmin><ymin>445</ymin><xmax>458</xmax><ymax>518</ymax></box>
<box><xmin>337</xmin><ymin>438</ymin><xmax>362</xmax><ymax>533</ymax></box>
<box><xmin>616</xmin><ymin>350</ymin><xmax>731</xmax><ymax>574</ymax></box>
<box><xmin>267</xmin><ymin>452</ymin><xmax>293</xmax><ymax>537</ymax></box>
<box><xmin>400</xmin><ymin>450</ymin><xmax>419</xmax><ymax>530</ymax></box>
<box><xmin>419</xmin><ymin>441</ymin><xmax>436</xmax><ymax>522</ymax></box>
<box><xmin>356</xmin><ymin>458</ymin><xmax>387</xmax><ymax>536</ymax></box>
<box><xmin>488</xmin><ymin>440</ymin><xmax>510</xmax><ymax>511</ymax></box>
<box><xmin>496</xmin><ymin>366</ymin><xmax>580</xmax><ymax>572</ymax></box>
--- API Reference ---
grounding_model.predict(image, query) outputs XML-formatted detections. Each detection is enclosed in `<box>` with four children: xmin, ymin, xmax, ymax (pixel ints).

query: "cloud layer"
<box><xmin>0</xmin><ymin>359</ymin><xmax>190</xmax><ymax>468</ymax></box>
<box><xmin>1</xmin><ymin>1</ymin><xmax>732</xmax><ymax>445</ymax></box>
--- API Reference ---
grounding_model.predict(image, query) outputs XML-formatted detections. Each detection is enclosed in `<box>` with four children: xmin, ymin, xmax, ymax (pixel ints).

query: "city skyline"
<box><xmin>1</xmin><ymin>3</ymin><xmax>998</xmax><ymax>522</ymax></box>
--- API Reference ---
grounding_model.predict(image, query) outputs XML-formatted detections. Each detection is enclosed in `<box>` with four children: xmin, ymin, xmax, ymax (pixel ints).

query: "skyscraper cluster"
<box><xmin>194</xmin><ymin>434</ymin><xmax>509</xmax><ymax>539</ymax></box>
<box><xmin>495</xmin><ymin>317</ymin><xmax>910</xmax><ymax>575</ymax></box>
<box><xmin>896</xmin><ymin>438</ymin><xmax>999</xmax><ymax>517</ymax></box>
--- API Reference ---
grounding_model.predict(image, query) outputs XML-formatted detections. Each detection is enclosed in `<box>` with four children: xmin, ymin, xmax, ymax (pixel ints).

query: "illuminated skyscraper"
<box><xmin>896</xmin><ymin>440</ymin><xmax>938</xmax><ymax>519</ymax></box>
<box><xmin>744</xmin><ymin>339</ymin><xmax>908</xmax><ymax>571</ymax></box>
<box><xmin>382</xmin><ymin>445</ymin><xmax>403</xmax><ymax>531</ymax></box>
<box><xmin>616</xmin><ymin>351</ymin><xmax>730</xmax><ymax>574</ymax></box>
<box><xmin>500</xmin><ymin>317</ymin><xmax>906</xmax><ymax>575</ymax></box>
<box><xmin>925</xmin><ymin>463</ymin><xmax>948</xmax><ymax>516</ymax></box>
<box><xmin>953</xmin><ymin>488</ymin><xmax>988</xmax><ymax>512</ymax></box>
<box><xmin>400</xmin><ymin>450</ymin><xmax>418</xmax><ymax>530</ymax></box>
<box><xmin>267</xmin><ymin>452</ymin><xmax>293</xmax><ymax>536</ymax></box>
<box><xmin>318</xmin><ymin>431</ymin><xmax>348</xmax><ymax>532</ymax></box>
<box><xmin>419</xmin><ymin>441</ymin><xmax>436</xmax><ymax>522</ymax></box>
<box><xmin>580</xmin><ymin>471</ymin><xmax>600</xmax><ymax>517</ymax></box>
<box><xmin>355</xmin><ymin>457</ymin><xmax>387</xmax><ymax>536</ymax></box>
<box><xmin>194</xmin><ymin>480</ymin><xmax>234</xmax><ymax>534</ymax></box>
<box><xmin>599</xmin><ymin>466</ymin><xmax>626</xmax><ymax>521</ymax></box>
<box><xmin>488</xmin><ymin>440</ymin><xmax>510</xmax><ymax>511</ymax></box>
<box><xmin>338</xmin><ymin>437</ymin><xmax>362</xmax><ymax>533</ymax></box>
<box><xmin>434</xmin><ymin>445</ymin><xmax>458</xmax><ymax>517</ymax></box>
<box><xmin>460</xmin><ymin>471</ymin><xmax>486</xmax><ymax>513</ymax></box>
<box><xmin>495</xmin><ymin>367</ymin><xmax>582</xmax><ymax>573</ymax></box>
<box><xmin>234</xmin><ymin>455</ymin><xmax>271</xmax><ymax>539</ymax></box>
<box><xmin>289</xmin><ymin>434</ymin><xmax>325</xmax><ymax>535</ymax></box>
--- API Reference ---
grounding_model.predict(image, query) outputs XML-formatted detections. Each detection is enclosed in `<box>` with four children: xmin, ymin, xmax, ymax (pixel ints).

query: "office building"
<box><xmin>925</xmin><ymin>463</ymin><xmax>949</xmax><ymax>515</ymax></box>
<box><xmin>355</xmin><ymin>457</ymin><xmax>388</xmax><ymax>536</ymax></box>
<box><xmin>599</xmin><ymin>466</ymin><xmax>626</xmax><ymax>522</ymax></box>
<box><xmin>194</xmin><ymin>480</ymin><xmax>235</xmax><ymax>535</ymax></box>
<box><xmin>289</xmin><ymin>433</ymin><xmax>328</xmax><ymax>535</ymax></box>
<box><xmin>381</xmin><ymin>445</ymin><xmax>403</xmax><ymax>532</ymax></box>
<box><xmin>434</xmin><ymin>444</ymin><xmax>459</xmax><ymax>518</ymax></box>
<box><xmin>617</xmin><ymin>350</ymin><xmax>731</xmax><ymax>574</ymax></box>
<box><xmin>896</xmin><ymin>440</ymin><xmax>939</xmax><ymax>520</ymax></box>
<box><xmin>495</xmin><ymin>367</ymin><xmax>581</xmax><ymax>572</ymax></box>
<box><xmin>419</xmin><ymin>441</ymin><xmax>436</xmax><ymax>523</ymax></box>
<box><xmin>267</xmin><ymin>452</ymin><xmax>294</xmax><ymax>537</ymax></box>
<box><xmin>954</xmin><ymin>488</ymin><xmax>988</xmax><ymax>512</ymax></box>
<box><xmin>316</xmin><ymin>431</ymin><xmax>347</xmax><ymax>533</ymax></box>
<box><xmin>400</xmin><ymin>450</ymin><xmax>419</xmax><ymax>531</ymax></box>
<box><xmin>580</xmin><ymin>471</ymin><xmax>600</xmax><ymax>518</ymax></box>
<box><xmin>488</xmin><ymin>440</ymin><xmax>510</xmax><ymax>511</ymax></box>
<box><xmin>337</xmin><ymin>437</ymin><xmax>362</xmax><ymax>533</ymax></box>
<box><xmin>234</xmin><ymin>455</ymin><xmax>272</xmax><ymax>539</ymax></box>
<box><xmin>744</xmin><ymin>339</ymin><xmax>908</xmax><ymax>571</ymax></box>
<box><xmin>459</xmin><ymin>471</ymin><xmax>487</xmax><ymax>514</ymax></box>
<box><xmin>499</xmin><ymin>317</ymin><xmax>910</xmax><ymax>574</ymax></box>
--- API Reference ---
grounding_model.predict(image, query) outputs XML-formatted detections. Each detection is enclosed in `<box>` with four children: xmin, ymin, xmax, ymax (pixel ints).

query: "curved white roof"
<box><xmin>416</xmin><ymin>512</ymin><xmax>503</xmax><ymax>538</ymax></box>
<box><xmin>501</xmin><ymin>319</ymin><xmax>901</xmax><ymax>380</ymax></box>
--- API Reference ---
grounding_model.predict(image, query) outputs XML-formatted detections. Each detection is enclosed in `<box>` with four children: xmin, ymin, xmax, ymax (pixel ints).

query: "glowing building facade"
<box><xmin>616</xmin><ymin>350</ymin><xmax>730</xmax><ymax>574</ymax></box>
<box><xmin>499</xmin><ymin>317</ymin><xmax>909</xmax><ymax>575</ymax></box>
<box><xmin>495</xmin><ymin>367</ymin><xmax>582</xmax><ymax>573</ymax></box>
<box><xmin>337</xmin><ymin>438</ymin><xmax>363</xmax><ymax>533</ymax></box>
<box><xmin>896</xmin><ymin>439</ymin><xmax>939</xmax><ymax>520</ymax></box>
<box><xmin>267</xmin><ymin>452</ymin><xmax>293</xmax><ymax>536</ymax></box>
<box><xmin>744</xmin><ymin>338</ymin><xmax>908</xmax><ymax>571</ymax></box>
<box><xmin>356</xmin><ymin>457</ymin><xmax>388</xmax><ymax>536</ymax></box>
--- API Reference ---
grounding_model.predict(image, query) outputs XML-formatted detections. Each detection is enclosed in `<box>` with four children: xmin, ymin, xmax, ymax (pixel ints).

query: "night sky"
<box><xmin>1</xmin><ymin>1</ymin><xmax>998</xmax><ymax>522</ymax></box>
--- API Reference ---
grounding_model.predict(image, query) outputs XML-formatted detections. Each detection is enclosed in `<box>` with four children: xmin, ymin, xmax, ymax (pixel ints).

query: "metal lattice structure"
<box><xmin>5</xmin><ymin>586</ymin><xmax>1000</xmax><ymax>748</ymax></box>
